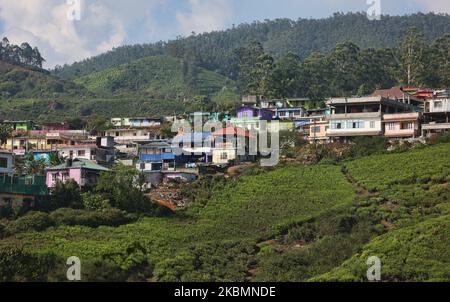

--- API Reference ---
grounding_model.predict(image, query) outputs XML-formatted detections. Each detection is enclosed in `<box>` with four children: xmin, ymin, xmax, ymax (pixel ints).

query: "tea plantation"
<box><xmin>0</xmin><ymin>143</ymin><xmax>449</xmax><ymax>281</ymax></box>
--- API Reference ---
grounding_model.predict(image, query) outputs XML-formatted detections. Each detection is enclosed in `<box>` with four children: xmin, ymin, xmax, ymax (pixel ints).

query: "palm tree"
<box><xmin>0</xmin><ymin>124</ymin><xmax>12</xmax><ymax>145</ymax></box>
<box><xmin>49</xmin><ymin>152</ymin><xmax>66</xmax><ymax>167</ymax></box>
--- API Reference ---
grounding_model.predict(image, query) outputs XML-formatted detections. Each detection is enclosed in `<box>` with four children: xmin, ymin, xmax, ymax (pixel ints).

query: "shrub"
<box><xmin>436</xmin><ymin>132</ymin><xmax>450</xmax><ymax>144</ymax></box>
<box><xmin>49</xmin><ymin>180</ymin><xmax>83</xmax><ymax>210</ymax></box>
<box><xmin>95</xmin><ymin>165</ymin><xmax>155</xmax><ymax>214</ymax></box>
<box><xmin>4</xmin><ymin>212</ymin><xmax>54</xmax><ymax>235</ymax></box>
<box><xmin>0</xmin><ymin>246</ymin><xmax>59</xmax><ymax>282</ymax></box>
<box><xmin>0</xmin><ymin>204</ymin><xmax>14</xmax><ymax>219</ymax></box>
<box><xmin>351</xmin><ymin>136</ymin><xmax>388</xmax><ymax>157</ymax></box>
<box><xmin>82</xmin><ymin>192</ymin><xmax>111</xmax><ymax>211</ymax></box>
<box><xmin>0</xmin><ymin>223</ymin><xmax>5</xmax><ymax>238</ymax></box>
<box><xmin>154</xmin><ymin>205</ymin><xmax>175</xmax><ymax>217</ymax></box>
<box><xmin>49</xmin><ymin>208</ymin><xmax>134</xmax><ymax>228</ymax></box>
<box><xmin>81</xmin><ymin>242</ymin><xmax>153</xmax><ymax>281</ymax></box>
<box><xmin>287</xmin><ymin>223</ymin><xmax>317</xmax><ymax>243</ymax></box>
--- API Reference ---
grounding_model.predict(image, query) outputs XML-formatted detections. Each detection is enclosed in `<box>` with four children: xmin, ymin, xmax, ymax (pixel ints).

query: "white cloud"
<box><xmin>416</xmin><ymin>0</ymin><xmax>450</xmax><ymax>14</ymax></box>
<box><xmin>0</xmin><ymin>0</ymin><xmax>447</xmax><ymax>68</ymax></box>
<box><xmin>176</xmin><ymin>0</ymin><xmax>233</xmax><ymax>36</ymax></box>
<box><xmin>0</xmin><ymin>0</ymin><xmax>161</xmax><ymax>68</ymax></box>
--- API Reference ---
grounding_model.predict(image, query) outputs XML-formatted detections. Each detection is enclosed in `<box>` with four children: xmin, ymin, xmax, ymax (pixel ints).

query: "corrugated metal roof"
<box><xmin>47</xmin><ymin>158</ymin><xmax>109</xmax><ymax>172</ymax></box>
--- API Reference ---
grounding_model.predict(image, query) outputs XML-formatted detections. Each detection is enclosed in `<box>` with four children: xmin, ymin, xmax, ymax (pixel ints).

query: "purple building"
<box><xmin>236</xmin><ymin>106</ymin><xmax>273</xmax><ymax>121</ymax></box>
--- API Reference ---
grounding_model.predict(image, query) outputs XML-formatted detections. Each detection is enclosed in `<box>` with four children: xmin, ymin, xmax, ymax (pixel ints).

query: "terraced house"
<box><xmin>326</xmin><ymin>96</ymin><xmax>418</xmax><ymax>140</ymax></box>
<box><xmin>422</xmin><ymin>90</ymin><xmax>450</xmax><ymax>137</ymax></box>
<box><xmin>46</xmin><ymin>158</ymin><xmax>109</xmax><ymax>190</ymax></box>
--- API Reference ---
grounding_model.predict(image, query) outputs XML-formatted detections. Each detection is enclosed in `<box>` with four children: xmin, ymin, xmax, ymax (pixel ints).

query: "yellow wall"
<box><xmin>2</xmin><ymin>138</ymin><xmax>50</xmax><ymax>150</ymax></box>
<box><xmin>309</xmin><ymin>122</ymin><xmax>329</xmax><ymax>140</ymax></box>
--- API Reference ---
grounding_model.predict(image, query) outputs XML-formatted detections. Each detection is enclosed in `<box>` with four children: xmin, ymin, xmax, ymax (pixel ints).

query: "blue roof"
<box><xmin>139</xmin><ymin>153</ymin><xmax>175</xmax><ymax>162</ymax></box>
<box><xmin>294</xmin><ymin>121</ymin><xmax>311</xmax><ymax>127</ymax></box>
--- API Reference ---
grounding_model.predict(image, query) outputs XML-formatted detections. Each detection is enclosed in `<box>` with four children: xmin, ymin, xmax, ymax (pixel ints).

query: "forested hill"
<box><xmin>74</xmin><ymin>56</ymin><xmax>237</xmax><ymax>100</ymax></box>
<box><xmin>52</xmin><ymin>12</ymin><xmax>450</xmax><ymax>80</ymax></box>
<box><xmin>0</xmin><ymin>60</ymin><xmax>85</xmax><ymax>99</ymax></box>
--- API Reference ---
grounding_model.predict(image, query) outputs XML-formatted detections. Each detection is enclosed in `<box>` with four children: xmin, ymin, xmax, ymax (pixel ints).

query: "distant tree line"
<box><xmin>235</xmin><ymin>29</ymin><xmax>449</xmax><ymax>101</ymax></box>
<box><xmin>52</xmin><ymin>13</ymin><xmax>450</xmax><ymax>80</ymax></box>
<box><xmin>0</xmin><ymin>37</ymin><xmax>45</xmax><ymax>69</ymax></box>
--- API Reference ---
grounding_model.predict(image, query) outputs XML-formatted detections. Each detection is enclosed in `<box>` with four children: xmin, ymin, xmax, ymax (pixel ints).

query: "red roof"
<box><xmin>212</xmin><ymin>127</ymin><xmax>255</xmax><ymax>139</ymax></box>
<box><xmin>371</xmin><ymin>86</ymin><xmax>419</xmax><ymax>101</ymax></box>
<box><xmin>402</xmin><ymin>88</ymin><xmax>434</xmax><ymax>98</ymax></box>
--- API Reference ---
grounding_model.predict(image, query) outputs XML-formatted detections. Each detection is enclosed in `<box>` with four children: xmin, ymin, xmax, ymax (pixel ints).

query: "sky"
<box><xmin>0</xmin><ymin>0</ymin><xmax>449</xmax><ymax>68</ymax></box>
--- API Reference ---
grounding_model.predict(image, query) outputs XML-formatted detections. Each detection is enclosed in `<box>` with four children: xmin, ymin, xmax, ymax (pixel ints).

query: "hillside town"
<box><xmin>0</xmin><ymin>86</ymin><xmax>449</xmax><ymax>209</ymax></box>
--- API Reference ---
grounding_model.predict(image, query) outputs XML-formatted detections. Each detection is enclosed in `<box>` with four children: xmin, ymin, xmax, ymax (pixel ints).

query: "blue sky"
<box><xmin>0</xmin><ymin>0</ymin><xmax>448</xmax><ymax>67</ymax></box>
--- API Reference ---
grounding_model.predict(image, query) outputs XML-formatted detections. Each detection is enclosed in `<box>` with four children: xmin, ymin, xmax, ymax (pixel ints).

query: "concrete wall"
<box><xmin>0</xmin><ymin>152</ymin><xmax>13</xmax><ymax>175</ymax></box>
<box><xmin>426</xmin><ymin>98</ymin><xmax>450</xmax><ymax>113</ymax></box>
<box><xmin>212</xmin><ymin>148</ymin><xmax>237</xmax><ymax>164</ymax></box>
<box><xmin>59</xmin><ymin>148</ymin><xmax>94</xmax><ymax>161</ymax></box>
<box><xmin>328</xmin><ymin>117</ymin><xmax>382</xmax><ymax>137</ymax></box>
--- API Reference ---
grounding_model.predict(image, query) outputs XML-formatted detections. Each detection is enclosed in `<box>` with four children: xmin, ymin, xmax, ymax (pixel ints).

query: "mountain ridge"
<box><xmin>52</xmin><ymin>12</ymin><xmax>450</xmax><ymax>80</ymax></box>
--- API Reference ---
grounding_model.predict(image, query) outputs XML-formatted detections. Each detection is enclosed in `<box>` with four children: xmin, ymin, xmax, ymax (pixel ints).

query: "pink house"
<box><xmin>383</xmin><ymin>112</ymin><xmax>422</xmax><ymax>138</ymax></box>
<box><xmin>46</xmin><ymin>158</ymin><xmax>109</xmax><ymax>190</ymax></box>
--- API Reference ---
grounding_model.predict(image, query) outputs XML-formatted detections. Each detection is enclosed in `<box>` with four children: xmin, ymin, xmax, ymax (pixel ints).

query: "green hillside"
<box><xmin>75</xmin><ymin>56</ymin><xmax>238</xmax><ymax>99</ymax></box>
<box><xmin>0</xmin><ymin>61</ymin><xmax>84</xmax><ymax>99</ymax></box>
<box><xmin>0</xmin><ymin>56</ymin><xmax>239</xmax><ymax>121</ymax></box>
<box><xmin>0</xmin><ymin>97</ymin><xmax>185</xmax><ymax>122</ymax></box>
<box><xmin>1</xmin><ymin>143</ymin><xmax>449</xmax><ymax>281</ymax></box>
<box><xmin>0</xmin><ymin>165</ymin><xmax>356</xmax><ymax>281</ymax></box>
<box><xmin>313</xmin><ymin>214</ymin><xmax>450</xmax><ymax>281</ymax></box>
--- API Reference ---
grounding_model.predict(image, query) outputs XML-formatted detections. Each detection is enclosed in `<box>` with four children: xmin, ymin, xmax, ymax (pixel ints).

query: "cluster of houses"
<box><xmin>0</xmin><ymin>86</ymin><xmax>449</xmax><ymax>207</ymax></box>
<box><xmin>238</xmin><ymin>87</ymin><xmax>450</xmax><ymax>142</ymax></box>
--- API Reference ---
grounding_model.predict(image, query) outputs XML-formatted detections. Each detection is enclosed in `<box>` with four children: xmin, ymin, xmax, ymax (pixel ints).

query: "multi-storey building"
<box><xmin>327</xmin><ymin>96</ymin><xmax>417</xmax><ymax>140</ymax></box>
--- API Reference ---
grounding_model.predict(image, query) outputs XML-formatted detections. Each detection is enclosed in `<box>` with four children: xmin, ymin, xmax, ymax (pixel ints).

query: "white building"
<box><xmin>422</xmin><ymin>91</ymin><xmax>450</xmax><ymax>136</ymax></box>
<box><xmin>327</xmin><ymin>96</ymin><xmax>416</xmax><ymax>139</ymax></box>
<box><xmin>0</xmin><ymin>150</ymin><xmax>14</xmax><ymax>176</ymax></box>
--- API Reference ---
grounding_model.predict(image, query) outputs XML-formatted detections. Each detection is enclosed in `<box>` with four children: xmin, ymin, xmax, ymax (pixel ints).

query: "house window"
<box><xmin>0</xmin><ymin>157</ymin><xmax>7</xmax><ymax>168</ymax></box>
<box><xmin>370</xmin><ymin>121</ymin><xmax>376</xmax><ymax>129</ymax></box>
<box><xmin>347</xmin><ymin>121</ymin><xmax>364</xmax><ymax>129</ymax></box>
<box><xmin>77</xmin><ymin>150</ymin><xmax>86</xmax><ymax>157</ymax></box>
<box><xmin>220</xmin><ymin>152</ymin><xmax>228</xmax><ymax>160</ymax></box>
<box><xmin>387</xmin><ymin>123</ymin><xmax>395</xmax><ymax>131</ymax></box>
<box><xmin>311</xmin><ymin>126</ymin><xmax>321</xmax><ymax>134</ymax></box>
<box><xmin>331</xmin><ymin>122</ymin><xmax>343</xmax><ymax>129</ymax></box>
<box><xmin>434</xmin><ymin>101</ymin><xmax>443</xmax><ymax>110</ymax></box>
<box><xmin>3</xmin><ymin>198</ymin><xmax>12</xmax><ymax>206</ymax></box>
<box><xmin>401</xmin><ymin>122</ymin><xmax>414</xmax><ymax>130</ymax></box>
<box><xmin>52</xmin><ymin>173</ymin><xmax>58</xmax><ymax>182</ymax></box>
